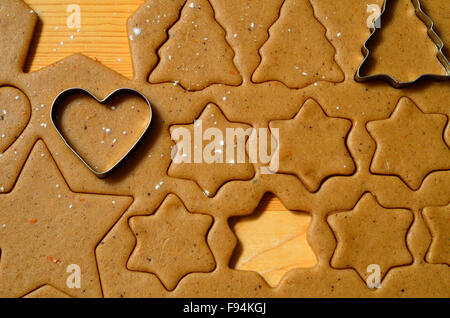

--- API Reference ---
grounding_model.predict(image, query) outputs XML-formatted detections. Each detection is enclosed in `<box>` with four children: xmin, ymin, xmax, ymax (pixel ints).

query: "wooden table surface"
<box><xmin>24</xmin><ymin>0</ymin><xmax>316</xmax><ymax>287</ymax></box>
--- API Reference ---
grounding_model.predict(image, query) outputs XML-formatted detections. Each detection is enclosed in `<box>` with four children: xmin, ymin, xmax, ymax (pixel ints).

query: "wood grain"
<box><xmin>23</xmin><ymin>0</ymin><xmax>316</xmax><ymax>286</ymax></box>
<box><xmin>25</xmin><ymin>0</ymin><xmax>143</xmax><ymax>78</ymax></box>
<box><xmin>230</xmin><ymin>193</ymin><xmax>317</xmax><ymax>287</ymax></box>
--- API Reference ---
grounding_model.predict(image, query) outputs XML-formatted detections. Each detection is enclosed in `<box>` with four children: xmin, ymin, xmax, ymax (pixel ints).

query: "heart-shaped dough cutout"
<box><xmin>51</xmin><ymin>88</ymin><xmax>152</xmax><ymax>178</ymax></box>
<box><xmin>0</xmin><ymin>86</ymin><xmax>31</xmax><ymax>153</ymax></box>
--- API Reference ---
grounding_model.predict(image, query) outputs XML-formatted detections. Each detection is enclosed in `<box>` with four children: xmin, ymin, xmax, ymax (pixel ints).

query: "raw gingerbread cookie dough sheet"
<box><xmin>0</xmin><ymin>0</ymin><xmax>448</xmax><ymax>298</ymax></box>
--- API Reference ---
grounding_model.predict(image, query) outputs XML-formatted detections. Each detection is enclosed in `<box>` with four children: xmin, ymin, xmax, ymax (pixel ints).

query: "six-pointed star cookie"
<box><xmin>269</xmin><ymin>99</ymin><xmax>354</xmax><ymax>192</ymax></box>
<box><xmin>327</xmin><ymin>193</ymin><xmax>413</xmax><ymax>284</ymax></box>
<box><xmin>423</xmin><ymin>204</ymin><xmax>450</xmax><ymax>266</ymax></box>
<box><xmin>127</xmin><ymin>194</ymin><xmax>215</xmax><ymax>291</ymax></box>
<box><xmin>367</xmin><ymin>98</ymin><xmax>450</xmax><ymax>190</ymax></box>
<box><xmin>168</xmin><ymin>103</ymin><xmax>255</xmax><ymax>197</ymax></box>
<box><xmin>0</xmin><ymin>141</ymin><xmax>132</xmax><ymax>297</ymax></box>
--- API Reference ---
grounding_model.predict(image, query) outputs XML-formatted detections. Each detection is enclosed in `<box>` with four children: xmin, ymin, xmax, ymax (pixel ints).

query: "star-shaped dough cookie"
<box><xmin>367</xmin><ymin>98</ymin><xmax>450</xmax><ymax>190</ymax></box>
<box><xmin>423</xmin><ymin>204</ymin><xmax>450</xmax><ymax>266</ymax></box>
<box><xmin>127</xmin><ymin>194</ymin><xmax>215</xmax><ymax>290</ymax></box>
<box><xmin>327</xmin><ymin>193</ymin><xmax>413</xmax><ymax>284</ymax></box>
<box><xmin>269</xmin><ymin>99</ymin><xmax>354</xmax><ymax>192</ymax></box>
<box><xmin>0</xmin><ymin>141</ymin><xmax>132</xmax><ymax>297</ymax></box>
<box><xmin>168</xmin><ymin>103</ymin><xmax>255</xmax><ymax>197</ymax></box>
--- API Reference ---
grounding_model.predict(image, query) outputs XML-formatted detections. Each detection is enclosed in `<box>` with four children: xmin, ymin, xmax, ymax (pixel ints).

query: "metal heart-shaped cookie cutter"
<box><xmin>51</xmin><ymin>87</ymin><xmax>153</xmax><ymax>178</ymax></box>
<box><xmin>355</xmin><ymin>0</ymin><xmax>450</xmax><ymax>88</ymax></box>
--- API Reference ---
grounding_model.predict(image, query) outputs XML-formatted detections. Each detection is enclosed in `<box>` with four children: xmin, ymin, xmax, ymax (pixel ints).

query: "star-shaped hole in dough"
<box><xmin>0</xmin><ymin>141</ymin><xmax>132</xmax><ymax>298</ymax></box>
<box><xmin>168</xmin><ymin>103</ymin><xmax>255</xmax><ymax>197</ymax></box>
<box><xmin>423</xmin><ymin>204</ymin><xmax>450</xmax><ymax>266</ymax></box>
<box><xmin>327</xmin><ymin>193</ymin><xmax>413</xmax><ymax>284</ymax></box>
<box><xmin>230</xmin><ymin>193</ymin><xmax>317</xmax><ymax>288</ymax></box>
<box><xmin>269</xmin><ymin>99</ymin><xmax>355</xmax><ymax>192</ymax></box>
<box><xmin>367</xmin><ymin>98</ymin><xmax>450</xmax><ymax>190</ymax></box>
<box><xmin>252</xmin><ymin>0</ymin><xmax>344</xmax><ymax>88</ymax></box>
<box><xmin>127</xmin><ymin>194</ymin><xmax>215</xmax><ymax>291</ymax></box>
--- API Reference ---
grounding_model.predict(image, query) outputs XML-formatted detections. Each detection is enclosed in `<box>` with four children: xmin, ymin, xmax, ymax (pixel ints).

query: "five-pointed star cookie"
<box><xmin>0</xmin><ymin>141</ymin><xmax>132</xmax><ymax>297</ymax></box>
<box><xmin>423</xmin><ymin>204</ymin><xmax>450</xmax><ymax>266</ymax></box>
<box><xmin>367</xmin><ymin>98</ymin><xmax>450</xmax><ymax>190</ymax></box>
<box><xmin>168</xmin><ymin>103</ymin><xmax>255</xmax><ymax>197</ymax></box>
<box><xmin>127</xmin><ymin>194</ymin><xmax>215</xmax><ymax>290</ymax></box>
<box><xmin>269</xmin><ymin>99</ymin><xmax>354</xmax><ymax>192</ymax></box>
<box><xmin>327</xmin><ymin>193</ymin><xmax>413</xmax><ymax>284</ymax></box>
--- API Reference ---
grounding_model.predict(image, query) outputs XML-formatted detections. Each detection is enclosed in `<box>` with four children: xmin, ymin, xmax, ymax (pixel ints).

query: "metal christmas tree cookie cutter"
<box><xmin>51</xmin><ymin>87</ymin><xmax>153</xmax><ymax>178</ymax></box>
<box><xmin>355</xmin><ymin>0</ymin><xmax>450</xmax><ymax>88</ymax></box>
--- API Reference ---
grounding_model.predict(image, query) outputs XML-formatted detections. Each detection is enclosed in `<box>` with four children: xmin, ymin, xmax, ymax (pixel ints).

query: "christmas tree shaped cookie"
<box><xmin>149</xmin><ymin>0</ymin><xmax>242</xmax><ymax>90</ymax></box>
<box><xmin>359</xmin><ymin>0</ymin><xmax>447</xmax><ymax>83</ymax></box>
<box><xmin>252</xmin><ymin>0</ymin><xmax>344</xmax><ymax>88</ymax></box>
